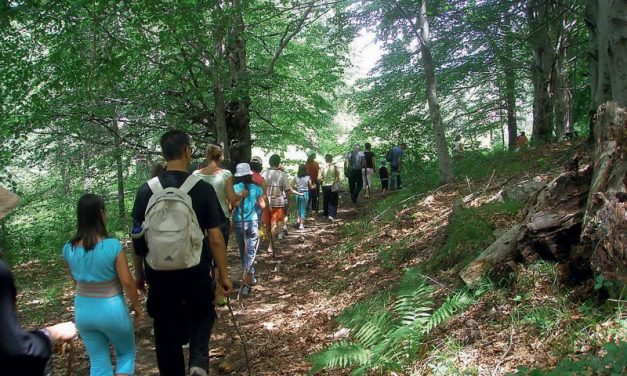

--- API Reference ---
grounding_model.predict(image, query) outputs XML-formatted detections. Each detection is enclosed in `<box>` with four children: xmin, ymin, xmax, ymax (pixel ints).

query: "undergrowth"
<box><xmin>428</xmin><ymin>200</ymin><xmax>523</xmax><ymax>272</ymax></box>
<box><xmin>514</xmin><ymin>341</ymin><xmax>627</xmax><ymax>375</ymax></box>
<box><xmin>308</xmin><ymin>268</ymin><xmax>488</xmax><ymax>374</ymax></box>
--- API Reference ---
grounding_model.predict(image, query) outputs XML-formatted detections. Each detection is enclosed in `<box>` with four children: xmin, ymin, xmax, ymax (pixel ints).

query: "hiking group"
<box><xmin>345</xmin><ymin>142</ymin><xmax>407</xmax><ymax>203</ymax></box>
<box><xmin>0</xmin><ymin>129</ymin><xmax>409</xmax><ymax>376</ymax></box>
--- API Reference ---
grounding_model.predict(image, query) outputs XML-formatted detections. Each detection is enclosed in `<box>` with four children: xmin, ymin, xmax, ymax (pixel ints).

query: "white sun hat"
<box><xmin>234</xmin><ymin>163</ymin><xmax>253</xmax><ymax>177</ymax></box>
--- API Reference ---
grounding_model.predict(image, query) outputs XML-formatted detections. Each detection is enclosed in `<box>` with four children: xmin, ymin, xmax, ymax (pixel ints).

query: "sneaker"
<box><xmin>278</xmin><ymin>232</ymin><xmax>284</xmax><ymax>240</ymax></box>
<box><xmin>299</xmin><ymin>224</ymin><xmax>304</xmax><ymax>231</ymax></box>
<box><xmin>328</xmin><ymin>216</ymin><xmax>334</xmax><ymax>221</ymax></box>
<box><xmin>189</xmin><ymin>366</ymin><xmax>208</xmax><ymax>376</ymax></box>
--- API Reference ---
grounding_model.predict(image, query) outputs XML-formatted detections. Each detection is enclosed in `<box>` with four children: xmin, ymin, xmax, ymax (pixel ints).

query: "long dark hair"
<box><xmin>71</xmin><ymin>194</ymin><xmax>108</xmax><ymax>251</ymax></box>
<box><xmin>297</xmin><ymin>164</ymin><xmax>307</xmax><ymax>178</ymax></box>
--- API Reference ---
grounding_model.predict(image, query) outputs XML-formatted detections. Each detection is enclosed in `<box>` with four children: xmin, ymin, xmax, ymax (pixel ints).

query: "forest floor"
<box><xmin>13</xmin><ymin>140</ymin><xmax>627</xmax><ymax>375</ymax></box>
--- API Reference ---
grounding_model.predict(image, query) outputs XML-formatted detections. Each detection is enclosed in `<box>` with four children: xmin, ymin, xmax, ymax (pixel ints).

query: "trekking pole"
<box><xmin>226</xmin><ymin>297</ymin><xmax>253</xmax><ymax>375</ymax></box>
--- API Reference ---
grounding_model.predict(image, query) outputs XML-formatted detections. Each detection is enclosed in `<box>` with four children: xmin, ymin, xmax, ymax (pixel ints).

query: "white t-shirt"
<box><xmin>294</xmin><ymin>176</ymin><xmax>310</xmax><ymax>192</ymax></box>
<box><xmin>261</xmin><ymin>168</ymin><xmax>290</xmax><ymax>207</ymax></box>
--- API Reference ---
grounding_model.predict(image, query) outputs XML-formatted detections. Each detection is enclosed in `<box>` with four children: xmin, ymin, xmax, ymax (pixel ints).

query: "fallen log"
<box><xmin>460</xmin><ymin>165</ymin><xmax>592</xmax><ymax>286</ymax></box>
<box><xmin>459</xmin><ymin>224</ymin><xmax>522</xmax><ymax>286</ymax></box>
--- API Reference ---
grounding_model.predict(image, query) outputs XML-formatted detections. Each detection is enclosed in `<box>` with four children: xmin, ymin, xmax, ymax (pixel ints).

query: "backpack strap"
<box><xmin>179</xmin><ymin>174</ymin><xmax>201</xmax><ymax>194</ymax></box>
<box><xmin>147</xmin><ymin>177</ymin><xmax>163</xmax><ymax>194</ymax></box>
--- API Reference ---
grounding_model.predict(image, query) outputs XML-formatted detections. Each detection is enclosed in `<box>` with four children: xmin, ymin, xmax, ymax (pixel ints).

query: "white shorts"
<box><xmin>362</xmin><ymin>168</ymin><xmax>374</xmax><ymax>188</ymax></box>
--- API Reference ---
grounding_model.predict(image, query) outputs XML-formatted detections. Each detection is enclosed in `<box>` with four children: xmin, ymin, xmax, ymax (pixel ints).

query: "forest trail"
<box><xmin>131</xmin><ymin>194</ymin><xmax>368</xmax><ymax>376</ymax></box>
<box><xmin>43</xmin><ymin>195</ymin><xmax>363</xmax><ymax>375</ymax></box>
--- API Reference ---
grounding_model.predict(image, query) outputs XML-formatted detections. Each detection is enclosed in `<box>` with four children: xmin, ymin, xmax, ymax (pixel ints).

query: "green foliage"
<box><xmin>453</xmin><ymin>148</ymin><xmax>553</xmax><ymax>181</ymax></box>
<box><xmin>513</xmin><ymin>342</ymin><xmax>627</xmax><ymax>376</ymax></box>
<box><xmin>429</xmin><ymin>200</ymin><xmax>523</xmax><ymax>272</ymax></box>
<box><xmin>309</xmin><ymin>269</ymin><xmax>478</xmax><ymax>374</ymax></box>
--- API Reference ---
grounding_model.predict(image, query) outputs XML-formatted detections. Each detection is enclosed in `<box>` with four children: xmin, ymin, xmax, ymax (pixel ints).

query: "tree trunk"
<box><xmin>528</xmin><ymin>0</ymin><xmax>557</xmax><ymax>143</ymax></box>
<box><xmin>225</xmin><ymin>0</ymin><xmax>251</xmax><ymax>170</ymax></box>
<box><xmin>554</xmin><ymin>46</ymin><xmax>573</xmax><ymax>138</ymax></box>
<box><xmin>502</xmin><ymin>13</ymin><xmax>518</xmax><ymax>150</ymax></box>
<box><xmin>418</xmin><ymin>0</ymin><xmax>453</xmax><ymax>184</ymax></box>
<box><xmin>211</xmin><ymin>16</ymin><xmax>230</xmax><ymax>165</ymax></box>
<box><xmin>581</xmin><ymin>103</ymin><xmax>627</xmax><ymax>282</ymax></box>
<box><xmin>553</xmin><ymin>8</ymin><xmax>574</xmax><ymax>139</ymax></box>
<box><xmin>586</xmin><ymin>0</ymin><xmax>627</xmax><ymax>110</ymax></box>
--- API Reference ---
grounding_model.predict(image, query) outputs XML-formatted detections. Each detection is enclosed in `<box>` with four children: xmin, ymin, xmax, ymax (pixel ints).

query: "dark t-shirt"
<box><xmin>0</xmin><ymin>260</ymin><xmax>52</xmax><ymax>375</ymax></box>
<box><xmin>379</xmin><ymin>166</ymin><xmax>389</xmax><ymax>180</ymax></box>
<box><xmin>131</xmin><ymin>170</ymin><xmax>225</xmax><ymax>286</ymax></box>
<box><xmin>364</xmin><ymin>151</ymin><xmax>375</xmax><ymax>169</ymax></box>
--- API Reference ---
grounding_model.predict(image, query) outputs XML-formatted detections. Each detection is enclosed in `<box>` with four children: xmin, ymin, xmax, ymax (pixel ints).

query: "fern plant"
<box><xmin>308</xmin><ymin>269</ymin><xmax>477</xmax><ymax>375</ymax></box>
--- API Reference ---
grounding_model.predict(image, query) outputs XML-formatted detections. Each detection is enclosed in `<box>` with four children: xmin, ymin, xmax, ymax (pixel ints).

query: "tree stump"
<box><xmin>581</xmin><ymin>102</ymin><xmax>627</xmax><ymax>282</ymax></box>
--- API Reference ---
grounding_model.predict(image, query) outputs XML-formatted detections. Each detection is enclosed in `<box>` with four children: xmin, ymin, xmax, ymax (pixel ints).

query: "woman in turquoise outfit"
<box><xmin>62</xmin><ymin>194</ymin><xmax>142</xmax><ymax>376</ymax></box>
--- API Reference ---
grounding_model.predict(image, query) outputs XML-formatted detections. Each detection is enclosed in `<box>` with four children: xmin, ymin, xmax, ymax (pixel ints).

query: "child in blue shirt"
<box><xmin>233</xmin><ymin>163</ymin><xmax>266</xmax><ymax>295</ymax></box>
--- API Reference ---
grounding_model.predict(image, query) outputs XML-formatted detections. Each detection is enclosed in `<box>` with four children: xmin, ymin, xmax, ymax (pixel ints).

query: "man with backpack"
<box><xmin>345</xmin><ymin>144</ymin><xmax>365</xmax><ymax>203</ymax></box>
<box><xmin>131</xmin><ymin>130</ymin><xmax>233</xmax><ymax>376</ymax></box>
<box><xmin>387</xmin><ymin>143</ymin><xmax>406</xmax><ymax>190</ymax></box>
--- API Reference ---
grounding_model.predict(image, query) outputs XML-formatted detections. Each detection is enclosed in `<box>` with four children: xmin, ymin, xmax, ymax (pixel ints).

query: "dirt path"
<box><xmin>128</xmin><ymin>198</ymin><xmax>362</xmax><ymax>375</ymax></box>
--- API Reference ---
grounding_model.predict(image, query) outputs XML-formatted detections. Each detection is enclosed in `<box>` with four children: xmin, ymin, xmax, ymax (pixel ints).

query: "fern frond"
<box><xmin>308</xmin><ymin>341</ymin><xmax>372</xmax><ymax>374</ymax></box>
<box><xmin>353</xmin><ymin>311</ymin><xmax>393</xmax><ymax>348</ymax></box>
<box><xmin>425</xmin><ymin>290</ymin><xmax>474</xmax><ymax>333</ymax></box>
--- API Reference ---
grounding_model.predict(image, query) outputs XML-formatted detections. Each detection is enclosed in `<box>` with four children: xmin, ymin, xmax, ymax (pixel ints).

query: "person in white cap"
<box><xmin>232</xmin><ymin>163</ymin><xmax>267</xmax><ymax>295</ymax></box>
<box><xmin>0</xmin><ymin>187</ymin><xmax>77</xmax><ymax>375</ymax></box>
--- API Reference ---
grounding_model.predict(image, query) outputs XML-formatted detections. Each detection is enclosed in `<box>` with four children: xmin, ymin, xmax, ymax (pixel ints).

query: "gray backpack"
<box><xmin>142</xmin><ymin>175</ymin><xmax>204</xmax><ymax>271</ymax></box>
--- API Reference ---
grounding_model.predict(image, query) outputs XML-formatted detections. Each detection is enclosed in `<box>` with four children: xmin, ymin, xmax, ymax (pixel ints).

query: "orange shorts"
<box><xmin>264</xmin><ymin>207</ymin><xmax>285</xmax><ymax>224</ymax></box>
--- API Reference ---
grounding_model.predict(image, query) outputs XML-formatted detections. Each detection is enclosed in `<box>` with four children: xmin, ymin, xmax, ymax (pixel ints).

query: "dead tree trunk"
<box><xmin>581</xmin><ymin>103</ymin><xmax>627</xmax><ymax>282</ymax></box>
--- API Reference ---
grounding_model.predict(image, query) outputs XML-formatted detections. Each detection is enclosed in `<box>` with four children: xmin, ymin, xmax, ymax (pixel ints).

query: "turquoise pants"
<box><xmin>297</xmin><ymin>191</ymin><xmax>309</xmax><ymax>219</ymax></box>
<box><xmin>75</xmin><ymin>294</ymin><xmax>135</xmax><ymax>376</ymax></box>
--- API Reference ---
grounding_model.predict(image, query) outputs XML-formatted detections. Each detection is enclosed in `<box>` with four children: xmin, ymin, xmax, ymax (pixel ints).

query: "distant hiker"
<box><xmin>63</xmin><ymin>194</ymin><xmax>142</xmax><ymax>376</ymax></box>
<box><xmin>193</xmin><ymin>144</ymin><xmax>247</xmax><ymax>304</ymax></box>
<box><xmin>362</xmin><ymin>143</ymin><xmax>376</xmax><ymax>199</ymax></box>
<box><xmin>452</xmin><ymin>135</ymin><xmax>464</xmax><ymax>158</ymax></box>
<box><xmin>232</xmin><ymin>163</ymin><xmax>266</xmax><ymax>295</ymax></box>
<box><xmin>291</xmin><ymin>164</ymin><xmax>315</xmax><ymax>230</ymax></box>
<box><xmin>379</xmin><ymin>159</ymin><xmax>389</xmax><ymax>195</ymax></box>
<box><xmin>345</xmin><ymin>144</ymin><xmax>365</xmax><ymax>203</ymax></box>
<box><xmin>261</xmin><ymin>154</ymin><xmax>291</xmax><ymax>248</ymax></box>
<box><xmin>305</xmin><ymin>153</ymin><xmax>320</xmax><ymax>216</ymax></box>
<box><xmin>387</xmin><ymin>143</ymin><xmax>406</xmax><ymax>190</ymax></box>
<box><xmin>516</xmin><ymin>132</ymin><xmax>528</xmax><ymax>150</ymax></box>
<box><xmin>0</xmin><ymin>187</ymin><xmax>77</xmax><ymax>376</ymax></box>
<box><xmin>320</xmin><ymin>154</ymin><xmax>341</xmax><ymax>221</ymax></box>
<box><xmin>131</xmin><ymin>130</ymin><xmax>232</xmax><ymax>376</ymax></box>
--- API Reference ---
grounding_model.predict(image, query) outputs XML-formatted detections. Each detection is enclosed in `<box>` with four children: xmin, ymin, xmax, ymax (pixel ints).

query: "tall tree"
<box><xmin>397</xmin><ymin>0</ymin><xmax>453</xmax><ymax>184</ymax></box>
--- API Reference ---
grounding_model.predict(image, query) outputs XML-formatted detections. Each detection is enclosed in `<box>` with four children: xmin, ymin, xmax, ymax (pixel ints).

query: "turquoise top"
<box><xmin>232</xmin><ymin>183</ymin><xmax>263</xmax><ymax>222</ymax></box>
<box><xmin>62</xmin><ymin>238</ymin><xmax>122</xmax><ymax>282</ymax></box>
